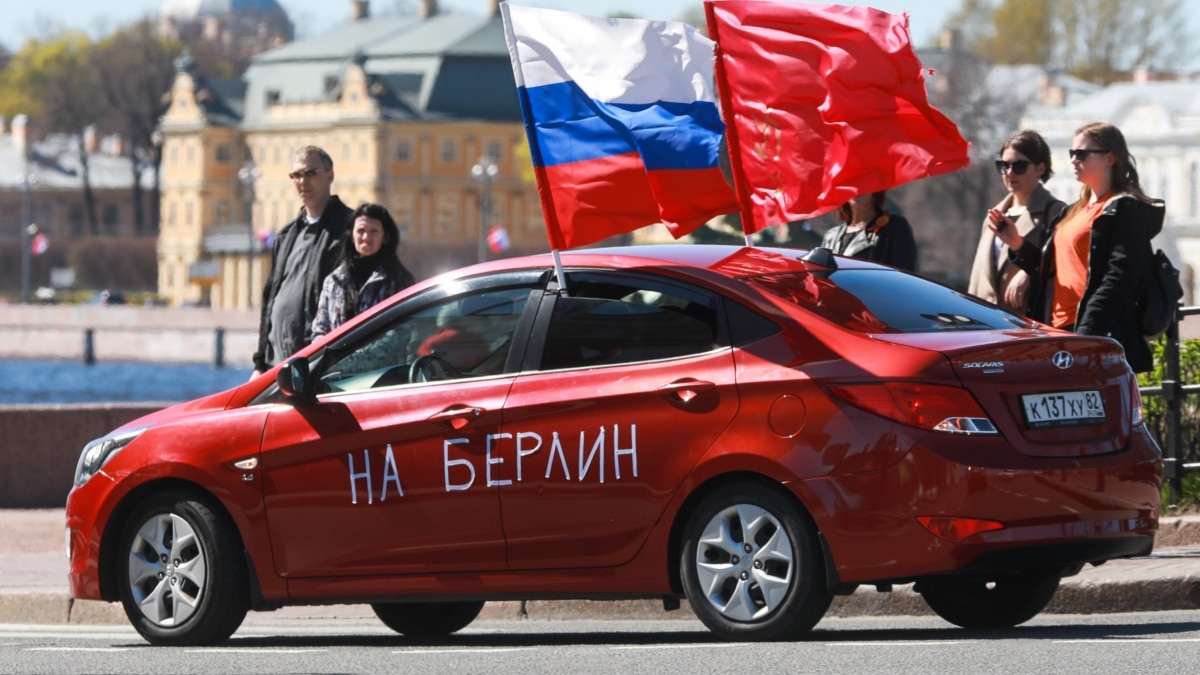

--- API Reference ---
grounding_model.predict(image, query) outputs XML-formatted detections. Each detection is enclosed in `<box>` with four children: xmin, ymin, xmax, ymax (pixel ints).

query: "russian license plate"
<box><xmin>1021</xmin><ymin>390</ymin><xmax>1106</xmax><ymax>428</ymax></box>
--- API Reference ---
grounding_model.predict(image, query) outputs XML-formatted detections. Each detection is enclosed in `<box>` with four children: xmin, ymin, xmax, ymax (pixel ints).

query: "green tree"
<box><xmin>93</xmin><ymin>22</ymin><xmax>181</xmax><ymax>234</ymax></box>
<box><xmin>0</xmin><ymin>32</ymin><xmax>108</xmax><ymax>234</ymax></box>
<box><xmin>943</xmin><ymin>0</ymin><xmax>1193</xmax><ymax>84</ymax></box>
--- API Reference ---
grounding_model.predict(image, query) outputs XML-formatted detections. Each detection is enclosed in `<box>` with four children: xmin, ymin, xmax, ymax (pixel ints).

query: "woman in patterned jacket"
<box><xmin>312</xmin><ymin>203</ymin><xmax>415</xmax><ymax>339</ymax></box>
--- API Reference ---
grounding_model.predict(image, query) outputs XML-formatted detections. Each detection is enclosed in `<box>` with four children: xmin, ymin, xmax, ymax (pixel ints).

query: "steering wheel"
<box><xmin>408</xmin><ymin>353</ymin><xmax>463</xmax><ymax>383</ymax></box>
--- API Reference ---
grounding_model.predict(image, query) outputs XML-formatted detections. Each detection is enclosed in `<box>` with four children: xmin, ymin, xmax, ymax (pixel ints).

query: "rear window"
<box><xmin>745</xmin><ymin>269</ymin><xmax>1033</xmax><ymax>333</ymax></box>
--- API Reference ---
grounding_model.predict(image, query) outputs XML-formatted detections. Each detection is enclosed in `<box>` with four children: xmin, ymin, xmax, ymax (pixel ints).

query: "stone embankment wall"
<box><xmin>0</xmin><ymin>404</ymin><xmax>164</xmax><ymax>508</ymax></box>
<box><xmin>0</xmin><ymin>305</ymin><xmax>258</xmax><ymax>365</ymax></box>
<box><xmin>0</xmin><ymin>307</ymin><xmax>258</xmax><ymax>506</ymax></box>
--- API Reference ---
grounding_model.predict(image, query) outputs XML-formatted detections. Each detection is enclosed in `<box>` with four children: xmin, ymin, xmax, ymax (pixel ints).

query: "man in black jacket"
<box><xmin>252</xmin><ymin>146</ymin><xmax>352</xmax><ymax>375</ymax></box>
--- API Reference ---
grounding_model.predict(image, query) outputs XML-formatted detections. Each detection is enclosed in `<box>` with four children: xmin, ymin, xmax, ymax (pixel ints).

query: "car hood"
<box><xmin>112</xmin><ymin>387</ymin><xmax>242</xmax><ymax>434</ymax></box>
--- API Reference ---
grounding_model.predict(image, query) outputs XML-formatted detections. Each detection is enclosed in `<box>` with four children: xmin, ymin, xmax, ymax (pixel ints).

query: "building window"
<box><xmin>526</xmin><ymin>197</ymin><xmax>543</xmax><ymax>233</ymax></box>
<box><xmin>186</xmin><ymin>145</ymin><xmax>195</xmax><ymax>163</ymax></box>
<box><xmin>69</xmin><ymin>204</ymin><xmax>85</xmax><ymax>237</ymax></box>
<box><xmin>395</xmin><ymin>139</ymin><xmax>413</xmax><ymax>162</ymax></box>
<box><xmin>436</xmin><ymin>193</ymin><xmax>459</xmax><ymax>233</ymax></box>
<box><xmin>1191</xmin><ymin>161</ymin><xmax>1198</xmax><ymax>219</ymax></box>
<box><xmin>439</xmin><ymin>138</ymin><xmax>458</xmax><ymax>164</ymax></box>
<box><xmin>485</xmin><ymin>140</ymin><xmax>503</xmax><ymax>162</ymax></box>
<box><xmin>186</xmin><ymin>200</ymin><xmax>194</xmax><ymax>227</ymax></box>
<box><xmin>216</xmin><ymin>200</ymin><xmax>230</xmax><ymax>225</ymax></box>
<box><xmin>392</xmin><ymin>192</ymin><xmax>414</xmax><ymax>238</ymax></box>
<box><xmin>361</xmin><ymin>141</ymin><xmax>369</xmax><ymax>160</ymax></box>
<box><xmin>102</xmin><ymin>205</ymin><xmax>119</xmax><ymax>235</ymax></box>
<box><xmin>215</xmin><ymin>144</ymin><xmax>232</xmax><ymax>164</ymax></box>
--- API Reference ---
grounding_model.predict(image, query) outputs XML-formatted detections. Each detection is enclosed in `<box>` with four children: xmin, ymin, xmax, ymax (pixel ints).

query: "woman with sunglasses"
<box><xmin>992</xmin><ymin>122</ymin><xmax>1165</xmax><ymax>373</ymax></box>
<box><xmin>968</xmin><ymin>130</ymin><xmax>1066</xmax><ymax>316</ymax></box>
<box><xmin>312</xmin><ymin>203</ymin><xmax>416</xmax><ymax>338</ymax></box>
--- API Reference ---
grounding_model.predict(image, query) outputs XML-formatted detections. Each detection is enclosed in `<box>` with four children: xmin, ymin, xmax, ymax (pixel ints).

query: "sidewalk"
<box><xmin>2</xmin><ymin>509</ymin><xmax>1198</xmax><ymax>626</ymax></box>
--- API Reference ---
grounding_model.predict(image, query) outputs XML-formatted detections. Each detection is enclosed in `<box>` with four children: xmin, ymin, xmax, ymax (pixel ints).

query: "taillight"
<box><xmin>828</xmin><ymin>382</ymin><xmax>997</xmax><ymax>434</ymax></box>
<box><xmin>917</xmin><ymin>516</ymin><xmax>1005</xmax><ymax>542</ymax></box>
<box><xmin>1129</xmin><ymin>376</ymin><xmax>1145</xmax><ymax>426</ymax></box>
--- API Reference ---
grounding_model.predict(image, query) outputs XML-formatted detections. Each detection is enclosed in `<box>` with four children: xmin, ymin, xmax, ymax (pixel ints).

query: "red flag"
<box><xmin>705</xmin><ymin>1</ymin><xmax>970</xmax><ymax>233</ymax></box>
<box><xmin>31</xmin><ymin>233</ymin><xmax>49</xmax><ymax>256</ymax></box>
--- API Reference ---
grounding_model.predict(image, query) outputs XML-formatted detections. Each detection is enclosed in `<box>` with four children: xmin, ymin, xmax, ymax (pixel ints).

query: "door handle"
<box><xmin>428</xmin><ymin>406</ymin><xmax>484</xmax><ymax>430</ymax></box>
<box><xmin>657</xmin><ymin>379</ymin><xmax>716</xmax><ymax>403</ymax></box>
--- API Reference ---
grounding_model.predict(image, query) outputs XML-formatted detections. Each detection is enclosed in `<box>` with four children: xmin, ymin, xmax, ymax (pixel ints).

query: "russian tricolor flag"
<box><xmin>501</xmin><ymin>5</ymin><xmax>739</xmax><ymax>250</ymax></box>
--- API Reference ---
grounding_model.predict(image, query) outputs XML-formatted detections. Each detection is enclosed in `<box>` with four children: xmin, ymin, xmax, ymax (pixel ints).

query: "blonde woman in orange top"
<box><xmin>989</xmin><ymin>122</ymin><xmax>1164</xmax><ymax>373</ymax></box>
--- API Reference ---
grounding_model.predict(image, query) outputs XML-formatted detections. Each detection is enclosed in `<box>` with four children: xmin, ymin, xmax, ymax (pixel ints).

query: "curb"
<box><xmin>10</xmin><ymin>572</ymin><xmax>1200</xmax><ymax>628</ymax></box>
<box><xmin>5</xmin><ymin>517</ymin><xmax>1200</xmax><ymax>627</ymax></box>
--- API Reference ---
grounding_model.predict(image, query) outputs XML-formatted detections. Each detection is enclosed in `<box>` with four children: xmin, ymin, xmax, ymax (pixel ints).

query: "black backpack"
<box><xmin>1139</xmin><ymin>248</ymin><xmax>1183</xmax><ymax>339</ymax></box>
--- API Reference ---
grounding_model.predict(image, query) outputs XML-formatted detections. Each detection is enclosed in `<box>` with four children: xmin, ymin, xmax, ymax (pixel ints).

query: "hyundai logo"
<box><xmin>1052</xmin><ymin>351</ymin><xmax>1074</xmax><ymax>369</ymax></box>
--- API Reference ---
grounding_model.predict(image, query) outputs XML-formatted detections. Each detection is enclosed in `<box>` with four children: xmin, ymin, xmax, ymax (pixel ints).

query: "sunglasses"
<box><xmin>288</xmin><ymin>168</ymin><xmax>330</xmax><ymax>181</ymax></box>
<box><xmin>994</xmin><ymin>159</ymin><xmax>1031</xmax><ymax>175</ymax></box>
<box><xmin>1068</xmin><ymin>148</ymin><xmax>1107</xmax><ymax>162</ymax></box>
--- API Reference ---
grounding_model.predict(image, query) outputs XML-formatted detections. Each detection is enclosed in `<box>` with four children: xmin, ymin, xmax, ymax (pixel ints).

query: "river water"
<box><xmin>0</xmin><ymin>359</ymin><xmax>253</xmax><ymax>404</ymax></box>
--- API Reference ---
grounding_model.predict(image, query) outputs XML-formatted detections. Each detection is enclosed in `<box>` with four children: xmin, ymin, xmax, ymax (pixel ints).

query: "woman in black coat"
<box><xmin>820</xmin><ymin>191</ymin><xmax>917</xmax><ymax>272</ymax></box>
<box><xmin>990</xmin><ymin>122</ymin><xmax>1164</xmax><ymax>373</ymax></box>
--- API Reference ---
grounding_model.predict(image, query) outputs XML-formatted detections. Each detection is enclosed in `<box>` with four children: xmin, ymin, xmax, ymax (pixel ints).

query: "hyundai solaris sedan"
<box><xmin>66</xmin><ymin>245</ymin><xmax>1161</xmax><ymax>645</ymax></box>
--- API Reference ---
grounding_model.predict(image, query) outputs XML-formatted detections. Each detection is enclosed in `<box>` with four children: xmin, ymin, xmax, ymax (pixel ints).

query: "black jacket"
<box><xmin>1010</xmin><ymin>194</ymin><xmax>1165</xmax><ymax>373</ymax></box>
<box><xmin>253</xmin><ymin>195</ymin><xmax>353</xmax><ymax>371</ymax></box>
<box><xmin>820</xmin><ymin>211</ymin><xmax>917</xmax><ymax>272</ymax></box>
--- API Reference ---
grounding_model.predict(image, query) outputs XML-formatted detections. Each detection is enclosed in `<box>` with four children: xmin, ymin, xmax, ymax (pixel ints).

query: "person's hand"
<box><xmin>1004</xmin><ymin>269</ymin><xmax>1030</xmax><ymax>310</ymax></box>
<box><xmin>249</xmin><ymin>369</ymin><xmax>264</xmax><ymax>382</ymax></box>
<box><xmin>987</xmin><ymin>208</ymin><xmax>1022</xmax><ymax>249</ymax></box>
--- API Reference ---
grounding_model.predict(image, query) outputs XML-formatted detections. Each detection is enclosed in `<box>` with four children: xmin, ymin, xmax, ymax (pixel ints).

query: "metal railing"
<box><xmin>1138</xmin><ymin>305</ymin><xmax>1200</xmax><ymax>507</ymax></box>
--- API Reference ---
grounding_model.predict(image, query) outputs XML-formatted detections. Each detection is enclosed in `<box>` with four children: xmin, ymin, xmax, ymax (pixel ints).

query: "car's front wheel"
<box><xmin>916</xmin><ymin>569</ymin><xmax>1061</xmax><ymax>629</ymax></box>
<box><xmin>117</xmin><ymin>491</ymin><xmax>249</xmax><ymax>646</ymax></box>
<box><xmin>680</xmin><ymin>483</ymin><xmax>831</xmax><ymax>641</ymax></box>
<box><xmin>372</xmin><ymin>601</ymin><xmax>485</xmax><ymax>638</ymax></box>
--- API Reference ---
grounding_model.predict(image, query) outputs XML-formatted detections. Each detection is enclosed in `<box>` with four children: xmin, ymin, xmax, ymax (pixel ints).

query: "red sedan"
<box><xmin>65</xmin><ymin>245</ymin><xmax>1160</xmax><ymax>645</ymax></box>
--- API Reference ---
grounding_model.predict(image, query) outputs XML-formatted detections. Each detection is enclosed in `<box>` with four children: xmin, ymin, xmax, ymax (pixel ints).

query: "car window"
<box><xmin>317</xmin><ymin>287</ymin><xmax>530</xmax><ymax>394</ymax></box>
<box><xmin>745</xmin><ymin>269</ymin><xmax>1032</xmax><ymax>333</ymax></box>
<box><xmin>540</xmin><ymin>279</ymin><xmax>720</xmax><ymax>370</ymax></box>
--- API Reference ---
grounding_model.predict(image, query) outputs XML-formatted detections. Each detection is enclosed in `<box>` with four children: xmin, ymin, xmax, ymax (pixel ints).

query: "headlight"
<box><xmin>74</xmin><ymin>427</ymin><xmax>146</xmax><ymax>487</ymax></box>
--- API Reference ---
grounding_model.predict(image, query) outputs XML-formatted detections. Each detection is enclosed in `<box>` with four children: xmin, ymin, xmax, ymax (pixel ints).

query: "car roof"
<box><xmin>465</xmin><ymin>244</ymin><xmax>885</xmax><ymax>282</ymax></box>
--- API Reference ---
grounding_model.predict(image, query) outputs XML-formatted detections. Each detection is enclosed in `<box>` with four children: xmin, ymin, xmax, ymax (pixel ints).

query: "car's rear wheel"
<box><xmin>917</xmin><ymin>569</ymin><xmax>1061</xmax><ymax>629</ymax></box>
<box><xmin>372</xmin><ymin>601</ymin><xmax>485</xmax><ymax>637</ymax></box>
<box><xmin>117</xmin><ymin>491</ymin><xmax>249</xmax><ymax>646</ymax></box>
<box><xmin>680</xmin><ymin>483</ymin><xmax>831</xmax><ymax>641</ymax></box>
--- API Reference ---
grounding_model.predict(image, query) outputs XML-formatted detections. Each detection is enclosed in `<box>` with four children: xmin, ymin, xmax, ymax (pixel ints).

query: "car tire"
<box><xmin>680</xmin><ymin>483</ymin><xmax>832</xmax><ymax>641</ymax></box>
<box><xmin>917</xmin><ymin>569</ymin><xmax>1061</xmax><ymax>629</ymax></box>
<box><xmin>117</xmin><ymin>491</ymin><xmax>249</xmax><ymax>646</ymax></box>
<box><xmin>371</xmin><ymin>601</ymin><xmax>485</xmax><ymax>638</ymax></box>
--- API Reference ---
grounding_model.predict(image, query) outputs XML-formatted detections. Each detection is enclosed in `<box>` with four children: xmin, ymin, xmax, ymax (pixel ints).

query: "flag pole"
<box><xmin>551</xmin><ymin>248</ymin><xmax>569</xmax><ymax>297</ymax></box>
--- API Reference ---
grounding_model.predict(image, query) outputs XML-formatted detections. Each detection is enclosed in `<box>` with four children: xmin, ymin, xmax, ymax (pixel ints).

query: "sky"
<box><xmin>2</xmin><ymin>0</ymin><xmax>963</xmax><ymax>52</ymax></box>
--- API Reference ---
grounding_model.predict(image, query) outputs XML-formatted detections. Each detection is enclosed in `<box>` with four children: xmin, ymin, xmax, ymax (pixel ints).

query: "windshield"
<box><xmin>744</xmin><ymin>269</ymin><xmax>1033</xmax><ymax>333</ymax></box>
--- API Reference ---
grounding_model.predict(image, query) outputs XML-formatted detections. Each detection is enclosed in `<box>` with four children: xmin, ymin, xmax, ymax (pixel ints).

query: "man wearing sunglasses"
<box><xmin>252</xmin><ymin>145</ymin><xmax>353</xmax><ymax>377</ymax></box>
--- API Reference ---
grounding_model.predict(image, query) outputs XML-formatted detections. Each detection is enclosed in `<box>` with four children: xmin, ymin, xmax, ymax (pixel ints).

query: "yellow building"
<box><xmin>158</xmin><ymin>0</ymin><xmax>545</xmax><ymax>308</ymax></box>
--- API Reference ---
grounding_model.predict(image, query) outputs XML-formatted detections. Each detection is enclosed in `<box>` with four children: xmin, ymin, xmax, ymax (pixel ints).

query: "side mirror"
<box><xmin>276</xmin><ymin>357</ymin><xmax>315</xmax><ymax>403</ymax></box>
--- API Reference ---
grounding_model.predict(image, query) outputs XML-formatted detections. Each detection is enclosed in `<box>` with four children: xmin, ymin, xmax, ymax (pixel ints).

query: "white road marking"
<box><xmin>613</xmin><ymin>643</ymin><xmax>752</xmax><ymax>650</ymax></box>
<box><xmin>396</xmin><ymin>647</ymin><xmax>535</xmax><ymax>654</ymax></box>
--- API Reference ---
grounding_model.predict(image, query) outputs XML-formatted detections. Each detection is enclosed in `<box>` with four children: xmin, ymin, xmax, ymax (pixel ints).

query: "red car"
<box><xmin>65</xmin><ymin>245</ymin><xmax>1161</xmax><ymax>645</ymax></box>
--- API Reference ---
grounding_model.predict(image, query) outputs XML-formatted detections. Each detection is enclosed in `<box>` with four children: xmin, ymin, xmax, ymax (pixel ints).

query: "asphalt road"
<box><xmin>5</xmin><ymin>611</ymin><xmax>1200</xmax><ymax>674</ymax></box>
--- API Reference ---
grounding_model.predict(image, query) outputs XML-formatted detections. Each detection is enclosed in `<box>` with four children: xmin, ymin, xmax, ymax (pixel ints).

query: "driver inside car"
<box><xmin>415</xmin><ymin>301</ymin><xmax>491</xmax><ymax>374</ymax></box>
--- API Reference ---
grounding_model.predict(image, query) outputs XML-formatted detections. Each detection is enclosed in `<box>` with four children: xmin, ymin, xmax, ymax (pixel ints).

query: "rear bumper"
<box><xmin>803</xmin><ymin>424</ymin><xmax>1162</xmax><ymax>584</ymax></box>
<box><xmin>960</xmin><ymin>535</ymin><xmax>1152</xmax><ymax>574</ymax></box>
